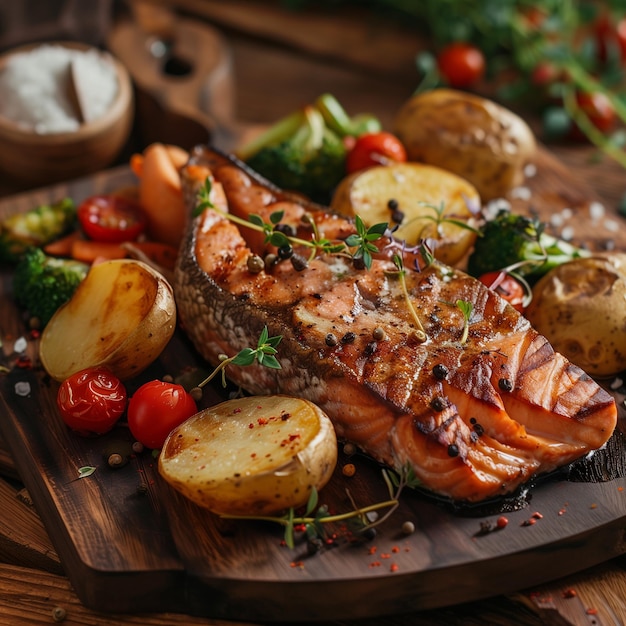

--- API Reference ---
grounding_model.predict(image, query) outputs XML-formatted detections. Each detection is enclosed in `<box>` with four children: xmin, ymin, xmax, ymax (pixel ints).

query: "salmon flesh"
<box><xmin>174</xmin><ymin>146</ymin><xmax>617</xmax><ymax>503</ymax></box>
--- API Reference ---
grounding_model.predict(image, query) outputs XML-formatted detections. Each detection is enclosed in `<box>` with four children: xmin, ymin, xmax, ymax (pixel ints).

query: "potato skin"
<box><xmin>40</xmin><ymin>259</ymin><xmax>176</xmax><ymax>381</ymax></box>
<box><xmin>393</xmin><ymin>89</ymin><xmax>536</xmax><ymax>201</ymax></box>
<box><xmin>331</xmin><ymin>162</ymin><xmax>480</xmax><ymax>266</ymax></box>
<box><xmin>525</xmin><ymin>254</ymin><xmax>626</xmax><ymax>377</ymax></box>
<box><xmin>158</xmin><ymin>395</ymin><xmax>338</xmax><ymax>516</ymax></box>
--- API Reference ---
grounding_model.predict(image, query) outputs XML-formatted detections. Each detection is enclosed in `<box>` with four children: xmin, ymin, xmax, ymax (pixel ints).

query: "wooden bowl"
<box><xmin>0</xmin><ymin>41</ymin><xmax>134</xmax><ymax>187</ymax></box>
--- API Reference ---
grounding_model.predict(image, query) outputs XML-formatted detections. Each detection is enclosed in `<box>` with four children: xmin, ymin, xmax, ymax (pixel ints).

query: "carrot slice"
<box><xmin>71</xmin><ymin>240</ymin><xmax>127</xmax><ymax>263</ymax></box>
<box><xmin>43</xmin><ymin>231</ymin><xmax>82</xmax><ymax>257</ymax></box>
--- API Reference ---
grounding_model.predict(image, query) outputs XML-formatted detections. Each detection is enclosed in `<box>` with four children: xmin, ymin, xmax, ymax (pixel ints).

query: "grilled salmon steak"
<box><xmin>174</xmin><ymin>146</ymin><xmax>617</xmax><ymax>503</ymax></box>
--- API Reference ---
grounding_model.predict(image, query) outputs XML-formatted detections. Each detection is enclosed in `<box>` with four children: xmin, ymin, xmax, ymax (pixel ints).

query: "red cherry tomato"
<box><xmin>57</xmin><ymin>368</ymin><xmax>127</xmax><ymax>436</ymax></box>
<box><xmin>437</xmin><ymin>42</ymin><xmax>485</xmax><ymax>89</ymax></box>
<box><xmin>574</xmin><ymin>90</ymin><xmax>616</xmax><ymax>134</ymax></box>
<box><xmin>478</xmin><ymin>271</ymin><xmax>526</xmax><ymax>313</ymax></box>
<box><xmin>345</xmin><ymin>131</ymin><xmax>407</xmax><ymax>174</ymax></box>
<box><xmin>127</xmin><ymin>380</ymin><xmax>197</xmax><ymax>449</ymax></box>
<box><xmin>77</xmin><ymin>195</ymin><xmax>147</xmax><ymax>243</ymax></box>
<box><xmin>594</xmin><ymin>13</ymin><xmax>626</xmax><ymax>64</ymax></box>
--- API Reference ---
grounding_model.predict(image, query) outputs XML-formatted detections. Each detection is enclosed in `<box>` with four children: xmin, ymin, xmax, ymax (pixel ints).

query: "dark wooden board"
<box><xmin>1</xmin><ymin>156</ymin><xmax>626</xmax><ymax>623</ymax></box>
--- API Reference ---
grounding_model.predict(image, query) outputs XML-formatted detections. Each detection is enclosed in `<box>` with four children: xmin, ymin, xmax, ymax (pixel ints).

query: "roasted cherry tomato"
<box><xmin>77</xmin><ymin>195</ymin><xmax>147</xmax><ymax>243</ymax></box>
<box><xmin>478</xmin><ymin>271</ymin><xmax>526</xmax><ymax>313</ymax></box>
<box><xmin>127</xmin><ymin>380</ymin><xmax>197</xmax><ymax>449</ymax></box>
<box><xmin>57</xmin><ymin>367</ymin><xmax>127</xmax><ymax>436</ymax></box>
<box><xmin>345</xmin><ymin>131</ymin><xmax>407</xmax><ymax>174</ymax></box>
<box><xmin>437</xmin><ymin>42</ymin><xmax>485</xmax><ymax>89</ymax></box>
<box><xmin>574</xmin><ymin>90</ymin><xmax>616</xmax><ymax>134</ymax></box>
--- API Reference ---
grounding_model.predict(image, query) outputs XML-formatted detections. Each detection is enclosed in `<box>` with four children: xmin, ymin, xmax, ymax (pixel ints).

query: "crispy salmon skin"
<box><xmin>174</xmin><ymin>146</ymin><xmax>617</xmax><ymax>503</ymax></box>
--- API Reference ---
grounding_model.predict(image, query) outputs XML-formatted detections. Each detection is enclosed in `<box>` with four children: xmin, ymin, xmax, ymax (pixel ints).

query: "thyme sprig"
<box><xmin>194</xmin><ymin>326</ymin><xmax>282</xmax><ymax>390</ymax></box>
<box><xmin>221</xmin><ymin>462</ymin><xmax>421</xmax><ymax>549</ymax></box>
<box><xmin>386</xmin><ymin>254</ymin><xmax>428</xmax><ymax>342</ymax></box>
<box><xmin>410</xmin><ymin>200</ymin><xmax>482</xmax><ymax>240</ymax></box>
<box><xmin>195</xmin><ymin>178</ymin><xmax>387</xmax><ymax>269</ymax></box>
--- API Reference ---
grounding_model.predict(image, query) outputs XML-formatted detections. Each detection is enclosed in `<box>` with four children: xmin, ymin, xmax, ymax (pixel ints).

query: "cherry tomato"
<box><xmin>57</xmin><ymin>367</ymin><xmax>127</xmax><ymax>436</ymax></box>
<box><xmin>345</xmin><ymin>132</ymin><xmax>407</xmax><ymax>174</ymax></box>
<box><xmin>437</xmin><ymin>42</ymin><xmax>485</xmax><ymax>89</ymax></box>
<box><xmin>574</xmin><ymin>90</ymin><xmax>616</xmax><ymax>134</ymax></box>
<box><xmin>478</xmin><ymin>271</ymin><xmax>526</xmax><ymax>313</ymax></box>
<box><xmin>594</xmin><ymin>13</ymin><xmax>626</xmax><ymax>65</ymax></box>
<box><xmin>77</xmin><ymin>195</ymin><xmax>147</xmax><ymax>243</ymax></box>
<box><xmin>127</xmin><ymin>380</ymin><xmax>197</xmax><ymax>449</ymax></box>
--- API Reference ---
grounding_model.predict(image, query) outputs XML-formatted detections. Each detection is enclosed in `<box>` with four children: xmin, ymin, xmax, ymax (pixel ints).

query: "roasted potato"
<box><xmin>158</xmin><ymin>395</ymin><xmax>338</xmax><ymax>516</ymax></box>
<box><xmin>525</xmin><ymin>253</ymin><xmax>626</xmax><ymax>377</ymax></box>
<box><xmin>393</xmin><ymin>89</ymin><xmax>536</xmax><ymax>201</ymax></box>
<box><xmin>40</xmin><ymin>259</ymin><xmax>176</xmax><ymax>381</ymax></box>
<box><xmin>331</xmin><ymin>162</ymin><xmax>480</xmax><ymax>266</ymax></box>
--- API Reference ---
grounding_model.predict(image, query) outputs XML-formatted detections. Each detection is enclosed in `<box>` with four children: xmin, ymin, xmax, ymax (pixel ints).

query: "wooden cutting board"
<box><xmin>0</xmin><ymin>152</ymin><xmax>625</xmax><ymax>623</ymax></box>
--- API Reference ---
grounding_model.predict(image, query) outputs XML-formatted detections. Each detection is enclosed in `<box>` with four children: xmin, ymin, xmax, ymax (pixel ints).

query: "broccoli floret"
<box><xmin>13</xmin><ymin>247</ymin><xmax>89</xmax><ymax>327</ymax></box>
<box><xmin>237</xmin><ymin>93</ymin><xmax>380</xmax><ymax>204</ymax></box>
<box><xmin>467</xmin><ymin>209</ymin><xmax>590</xmax><ymax>280</ymax></box>
<box><xmin>0</xmin><ymin>197</ymin><xmax>77</xmax><ymax>263</ymax></box>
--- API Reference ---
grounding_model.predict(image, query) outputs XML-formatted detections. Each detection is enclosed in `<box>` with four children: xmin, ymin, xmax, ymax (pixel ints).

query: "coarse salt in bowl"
<box><xmin>0</xmin><ymin>41</ymin><xmax>133</xmax><ymax>187</ymax></box>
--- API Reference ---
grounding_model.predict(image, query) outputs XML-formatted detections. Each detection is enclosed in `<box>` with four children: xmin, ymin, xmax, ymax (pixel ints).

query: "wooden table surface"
<box><xmin>1</xmin><ymin>2</ymin><xmax>626</xmax><ymax>624</ymax></box>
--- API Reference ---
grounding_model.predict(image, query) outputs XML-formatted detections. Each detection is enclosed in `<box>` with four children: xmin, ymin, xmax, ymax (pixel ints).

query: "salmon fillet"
<box><xmin>174</xmin><ymin>147</ymin><xmax>617</xmax><ymax>503</ymax></box>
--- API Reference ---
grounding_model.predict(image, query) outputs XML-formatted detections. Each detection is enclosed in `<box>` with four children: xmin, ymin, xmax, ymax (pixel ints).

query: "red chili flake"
<box><xmin>368</xmin><ymin>561</ymin><xmax>381</xmax><ymax>568</ymax></box>
<box><xmin>257</xmin><ymin>417</ymin><xmax>268</xmax><ymax>425</ymax></box>
<box><xmin>380</xmin><ymin>553</ymin><xmax>391</xmax><ymax>559</ymax></box>
<box><xmin>590</xmin><ymin>503</ymin><xmax>597</xmax><ymax>509</ymax></box>
<box><xmin>294</xmin><ymin>523</ymin><xmax>307</xmax><ymax>533</ymax></box>
<box><xmin>586</xmin><ymin>607</ymin><xmax>598</xmax><ymax>615</ymax></box>
<box><xmin>29</xmin><ymin>329</ymin><xmax>40</xmax><ymax>339</ymax></box>
<box><xmin>248</xmin><ymin>423</ymin><xmax>254</xmax><ymax>429</ymax></box>
<box><xmin>521</xmin><ymin>518</ymin><xmax>536</xmax><ymax>526</ymax></box>
<box><xmin>15</xmin><ymin>355</ymin><xmax>32</xmax><ymax>369</ymax></box>
<box><xmin>391</xmin><ymin>546</ymin><xmax>400</xmax><ymax>553</ymax></box>
<box><xmin>290</xmin><ymin>561</ymin><xmax>304</xmax><ymax>569</ymax></box>
<box><xmin>368</xmin><ymin>546</ymin><xmax>377</xmax><ymax>555</ymax></box>
<box><xmin>618</xmin><ymin>486</ymin><xmax>624</xmax><ymax>492</ymax></box>
<box><xmin>233</xmin><ymin>407</ymin><xmax>242</xmax><ymax>414</ymax></box>
<box><xmin>496</xmin><ymin>516</ymin><xmax>509</xmax><ymax>529</ymax></box>
<box><xmin>558</xmin><ymin>507</ymin><xmax>567</xmax><ymax>516</ymax></box>
<box><xmin>390</xmin><ymin>563</ymin><xmax>399</xmax><ymax>573</ymax></box>
<box><xmin>563</xmin><ymin>588</ymin><xmax>577</xmax><ymax>598</ymax></box>
<box><xmin>531</xmin><ymin>511</ymin><xmax>543</xmax><ymax>520</ymax></box>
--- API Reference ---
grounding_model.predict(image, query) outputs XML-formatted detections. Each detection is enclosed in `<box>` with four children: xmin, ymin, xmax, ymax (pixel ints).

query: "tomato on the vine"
<box><xmin>127</xmin><ymin>380</ymin><xmax>197</xmax><ymax>449</ymax></box>
<box><xmin>57</xmin><ymin>367</ymin><xmax>127</xmax><ymax>436</ymax></box>
<box><xmin>77</xmin><ymin>195</ymin><xmax>147</xmax><ymax>243</ymax></box>
<box><xmin>574</xmin><ymin>90</ymin><xmax>616</xmax><ymax>134</ymax></box>
<box><xmin>594</xmin><ymin>13</ymin><xmax>626</xmax><ymax>65</ymax></box>
<box><xmin>345</xmin><ymin>131</ymin><xmax>407</xmax><ymax>174</ymax></box>
<box><xmin>478</xmin><ymin>271</ymin><xmax>527</xmax><ymax>313</ymax></box>
<box><xmin>437</xmin><ymin>42</ymin><xmax>485</xmax><ymax>89</ymax></box>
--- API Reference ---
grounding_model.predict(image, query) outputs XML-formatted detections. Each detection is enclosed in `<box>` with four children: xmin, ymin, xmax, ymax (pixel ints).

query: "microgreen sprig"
<box><xmin>456</xmin><ymin>299</ymin><xmax>473</xmax><ymax>345</ymax></box>
<box><xmin>407</xmin><ymin>201</ymin><xmax>481</xmax><ymax>240</ymax></box>
<box><xmin>195</xmin><ymin>326</ymin><xmax>282</xmax><ymax>390</ymax></box>
<box><xmin>345</xmin><ymin>215</ymin><xmax>388</xmax><ymax>269</ymax></box>
<box><xmin>386</xmin><ymin>254</ymin><xmax>428</xmax><ymax>342</ymax></box>
<box><xmin>221</xmin><ymin>462</ymin><xmax>421</xmax><ymax>549</ymax></box>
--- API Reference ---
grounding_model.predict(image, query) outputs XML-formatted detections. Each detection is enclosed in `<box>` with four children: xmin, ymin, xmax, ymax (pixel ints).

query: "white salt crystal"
<box><xmin>0</xmin><ymin>44</ymin><xmax>119</xmax><ymax>134</ymax></box>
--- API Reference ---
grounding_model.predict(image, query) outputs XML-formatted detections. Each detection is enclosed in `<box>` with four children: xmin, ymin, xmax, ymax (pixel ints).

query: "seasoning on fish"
<box><xmin>174</xmin><ymin>146</ymin><xmax>617</xmax><ymax>504</ymax></box>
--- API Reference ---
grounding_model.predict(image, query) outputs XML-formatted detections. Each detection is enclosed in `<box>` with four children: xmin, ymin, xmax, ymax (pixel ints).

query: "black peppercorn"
<box><xmin>290</xmin><ymin>254</ymin><xmax>308</xmax><ymax>271</ymax></box>
<box><xmin>447</xmin><ymin>444</ymin><xmax>459</xmax><ymax>457</ymax></box>
<box><xmin>274</xmin><ymin>223</ymin><xmax>297</xmax><ymax>237</ymax></box>
<box><xmin>430</xmin><ymin>396</ymin><xmax>447</xmax><ymax>412</ymax></box>
<box><xmin>325</xmin><ymin>333</ymin><xmax>338</xmax><ymax>347</ymax></box>
<box><xmin>341</xmin><ymin>332</ymin><xmax>356</xmax><ymax>344</ymax></box>
<box><xmin>498</xmin><ymin>377</ymin><xmax>514</xmax><ymax>392</ymax></box>
<box><xmin>277</xmin><ymin>244</ymin><xmax>294</xmax><ymax>260</ymax></box>
<box><xmin>432</xmin><ymin>363</ymin><xmax>449</xmax><ymax>380</ymax></box>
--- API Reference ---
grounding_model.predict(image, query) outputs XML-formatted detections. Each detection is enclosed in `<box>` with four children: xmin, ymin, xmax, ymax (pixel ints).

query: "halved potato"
<box><xmin>40</xmin><ymin>259</ymin><xmax>176</xmax><ymax>381</ymax></box>
<box><xmin>158</xmin><ymin>395</ymin><xmax>338</xmax><ymax>516</ymax></box>
<box><xmin>330</xmin><ymin>162</ymin><xmax>480</xmax><ymax>266</ymax></box>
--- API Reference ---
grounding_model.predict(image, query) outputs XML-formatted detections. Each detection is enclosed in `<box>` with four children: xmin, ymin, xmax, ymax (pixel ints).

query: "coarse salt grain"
<box><xmin>0</xmin><ymin>44</ymin><xmax>118</xmax><ymax>134</ymax></box>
